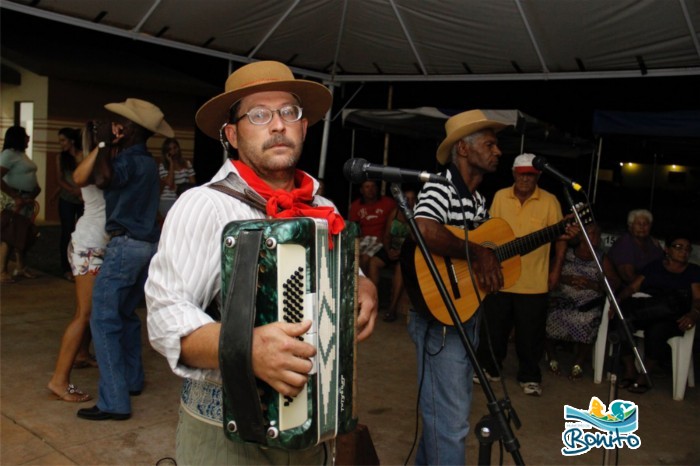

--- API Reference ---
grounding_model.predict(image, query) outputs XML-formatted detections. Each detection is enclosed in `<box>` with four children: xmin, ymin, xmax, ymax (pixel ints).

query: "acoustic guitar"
<box><xmin>401</xmin><ymin>205</ymin><xmax>592</xmax><ymax>325</ymax></box>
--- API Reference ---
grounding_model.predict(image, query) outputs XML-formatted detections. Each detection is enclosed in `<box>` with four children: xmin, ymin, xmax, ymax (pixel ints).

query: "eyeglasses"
<box><xmin>670</xmin><ymin>243</ymin><xmax>692</xmax><ymax>252</ymax></box>
<box><xmin>234</xmin><ymin>105</ymin><xmax>303</xmax><ymax>126</ymax></box>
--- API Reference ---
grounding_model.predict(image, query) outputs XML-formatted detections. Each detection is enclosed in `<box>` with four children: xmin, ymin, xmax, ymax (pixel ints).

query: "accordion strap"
<box><xmin>219</xmin><ymin>228</ymin><xmax>268</xmax><ymax>444</ymax></box>
<box><xmin>209</xmin><ymin>177</ymin><xmax>267</xmax><ymax>213</ymax></box>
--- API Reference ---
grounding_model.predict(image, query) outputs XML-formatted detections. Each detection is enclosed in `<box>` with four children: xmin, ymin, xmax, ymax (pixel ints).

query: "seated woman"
<box><xmin>616</xmin><ymin>232</ymin><xmax>700</xmax><ymax>393</ymax></box>
<box><xmin>607</xmin><ymin>209</ymin><xmax>664</xmax><ymax>286</ymax></box>
<box><xmin>545</xmin><ymin>224</ymin><xmax>619</xmax><ymax>379</ymax></box>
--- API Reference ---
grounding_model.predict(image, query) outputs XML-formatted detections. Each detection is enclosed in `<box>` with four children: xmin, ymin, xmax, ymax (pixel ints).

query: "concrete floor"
<box><xmin>1</xmin><ymin>270</ymin><xmax>699</xmax><ymax>465</ymax></box>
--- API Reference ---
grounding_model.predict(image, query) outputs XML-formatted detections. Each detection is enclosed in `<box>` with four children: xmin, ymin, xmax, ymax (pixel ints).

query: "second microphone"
<box><xmin>343</xmin><ymin>158</ymin><xmax>449</xmax><ymax>185</ymax></box>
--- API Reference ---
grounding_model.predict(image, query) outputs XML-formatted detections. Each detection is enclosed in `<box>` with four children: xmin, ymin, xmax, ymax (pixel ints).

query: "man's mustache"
<box><xmin>263</xmin><ymin>135</ymin><xmax>294</xmax><ymax>150</ymax></box>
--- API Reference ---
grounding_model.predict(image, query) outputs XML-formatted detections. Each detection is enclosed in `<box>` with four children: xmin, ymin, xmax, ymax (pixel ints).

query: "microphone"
<box><xmin>532</xmin><ymin>156</ymin><xmax>583</xmax><ymax>192</ymax></box>
<box><xmin>343</xmin><ymin>158</ymin><xmax>449</xmax><ymax>185</ymax></box>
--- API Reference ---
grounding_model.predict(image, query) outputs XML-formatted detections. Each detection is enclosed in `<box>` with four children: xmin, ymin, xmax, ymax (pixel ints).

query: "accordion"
<box><xmin>219</xmin><ymin>218</ymin><xmax>359</xmax><ymax>449</ymax></box>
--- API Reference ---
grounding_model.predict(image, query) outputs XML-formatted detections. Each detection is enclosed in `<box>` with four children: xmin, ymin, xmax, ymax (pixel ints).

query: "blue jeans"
<box><xmin>408</xmin><ymin>310</ymin><xmax>479</xmax><ymax>466</ymax></box>
<box><xmin>91</xmin><ymin>235</ymin><xmax>157</xmax><ymax>414</ymax></box>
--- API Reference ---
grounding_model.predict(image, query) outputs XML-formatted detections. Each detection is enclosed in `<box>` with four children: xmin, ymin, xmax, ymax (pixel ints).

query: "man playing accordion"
<box><xmin>145</xmin><ymin>61</ymin><xmax>378</xmax><ymax>465</ymax></box>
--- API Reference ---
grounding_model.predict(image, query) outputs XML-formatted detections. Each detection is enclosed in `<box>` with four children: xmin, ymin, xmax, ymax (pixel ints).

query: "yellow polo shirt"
<box><xmin>489</xmin><ymin>185</ymin><xmax>563</xmax><ymax>294</ymax></box>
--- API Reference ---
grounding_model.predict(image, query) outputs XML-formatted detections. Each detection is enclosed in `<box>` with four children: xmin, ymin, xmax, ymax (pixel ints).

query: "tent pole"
<box><xmin>381</xmin><ymin>84</ymin><xmax>394</xmax><ymax>196</ymax></box>
<box><xmin>318</xmin><ymin>84</ymin><xmax>335</xmax><ymax>181</ymax></box>
<box><xmin>650</xmin><ymin>153</ymin><xmax>658</xmax><ymax>211</ymax></box>
<box><xmin>221</xmin><ymin>60</ymin><xmax>235</xmax><ymax>165</ymax></box>
<box><xmin>592</xmin><ymin>136</ymin><xmax>603</xmax><ymax>203</ymax></box>
<box><xmin>347</xmin><ymin>128</ymin><xmax>357</xmax><ymax>214</ymax></box>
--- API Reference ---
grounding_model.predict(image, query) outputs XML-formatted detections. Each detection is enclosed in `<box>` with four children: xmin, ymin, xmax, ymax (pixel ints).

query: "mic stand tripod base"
<box><xmin>476</xmin><ymin>415</ymin><xmax>498</xmax><ymax>466</ymax></box>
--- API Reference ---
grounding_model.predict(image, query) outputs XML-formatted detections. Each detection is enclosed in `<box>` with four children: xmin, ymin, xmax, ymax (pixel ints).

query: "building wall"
<box><xmin>2</xmin><ymin>63</ymin><xmax>199</xmax><ymax>223</ymax></box>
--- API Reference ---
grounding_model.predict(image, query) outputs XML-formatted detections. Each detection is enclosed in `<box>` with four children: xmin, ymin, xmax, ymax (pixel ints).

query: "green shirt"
<box><xmin>0</xmin><ymin>148</ymin><xmax>38</xmax><ymax>192</ymax></box>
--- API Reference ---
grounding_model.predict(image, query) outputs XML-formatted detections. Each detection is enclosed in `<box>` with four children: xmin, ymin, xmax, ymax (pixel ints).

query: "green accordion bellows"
<box><xmin>219</xmin><ymin>218</ymin><xmax>359</xmax><ymax>449</ymax></box>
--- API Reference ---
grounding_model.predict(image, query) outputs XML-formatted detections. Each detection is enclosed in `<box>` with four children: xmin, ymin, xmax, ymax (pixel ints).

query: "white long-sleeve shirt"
<box><xmin>145</xmin><ymin>161</ymin><xmax>334</xmax><ymax>382</ymax></box>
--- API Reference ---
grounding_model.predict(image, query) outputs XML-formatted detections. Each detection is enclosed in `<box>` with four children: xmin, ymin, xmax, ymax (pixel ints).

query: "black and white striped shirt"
<box><xmin>413</xmin><ymin>164</ymin><xmax>489</xmax><ymax>230</ymax></box>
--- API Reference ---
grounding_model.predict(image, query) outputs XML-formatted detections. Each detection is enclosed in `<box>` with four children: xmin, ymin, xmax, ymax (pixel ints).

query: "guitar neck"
<box><xmin>494</xmin><ymin>220</ymin><xmax>566</xmax><ymax>262</ymax></box>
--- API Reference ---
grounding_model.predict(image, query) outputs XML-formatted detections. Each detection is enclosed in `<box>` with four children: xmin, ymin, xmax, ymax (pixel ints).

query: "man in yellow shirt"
<box><xmin>477</xmin><ymin>153</ymin><xmax>567</xmax><ymax>396</ymax></box>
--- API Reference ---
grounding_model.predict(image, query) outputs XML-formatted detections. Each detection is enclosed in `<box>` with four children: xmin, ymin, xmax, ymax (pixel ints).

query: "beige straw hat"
<box><xmin>436</xmin><ymin>110</ymin><xmax>508</xmax><ymax>164</ymax></box>
<box><xmin>104</xmin><ymin>98</ymin><xmax>174</xmax><ymax>138</ymax></box>
<box><xmin>196</xmin><ymin>61</ymin><xmax>332</xmax><ymax>139</ymax></box>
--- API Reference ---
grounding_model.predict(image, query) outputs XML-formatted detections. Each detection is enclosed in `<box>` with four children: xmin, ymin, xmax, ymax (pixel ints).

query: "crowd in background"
<box><xmin>1</xmin><ymin>81</ymin><xmax>698</xmax><ymax>465</ymax></box>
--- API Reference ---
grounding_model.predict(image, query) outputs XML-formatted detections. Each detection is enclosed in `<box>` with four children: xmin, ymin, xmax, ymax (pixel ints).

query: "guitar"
<box><xmin>400</xmin><ymin>204</ymin><xmax>593</xmax><ymax>325</ymax></box>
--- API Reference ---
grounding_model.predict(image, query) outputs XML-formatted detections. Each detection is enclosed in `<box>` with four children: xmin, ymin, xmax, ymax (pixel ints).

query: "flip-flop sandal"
<box><xmin>50</xmin><ymin>384</ymin><xmax>93</xmax><ymax>402</ymax></box>
<box><xmin>627</xmin><ymin>382</ymin><xmax>651</xmax><ymax>394</ymax></box>
<box><xmin>569</xmin><ymin>364</ymin><xmax>583</xmax><ymax>379</ymax></box>
<box><xmin>548</xmin><ymin>360</ymin><xmax>561</xmax><ymax>375</ymax></box>
<box><xmin>618</xmin><ymin>377</ymin><xmax>635</xmax><ymax>389</ymax></box>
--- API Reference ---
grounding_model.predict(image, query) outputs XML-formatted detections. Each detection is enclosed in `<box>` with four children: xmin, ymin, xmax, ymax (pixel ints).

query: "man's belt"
<box><xmin>180</xmin><ymin>378</ymin><xmax>224</xmax><ymax>426</ymax></box>
<box><xmin>108</xmin><ymin>229</ymin><xmax>127</xmax><ymax>238</ymax></box>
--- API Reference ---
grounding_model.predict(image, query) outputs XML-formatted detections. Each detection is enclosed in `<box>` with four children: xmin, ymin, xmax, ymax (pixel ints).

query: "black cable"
<box><xmin>404</xmin><ymin>319</ymin><xmax>433</xmax><ymax>465</ymax></box>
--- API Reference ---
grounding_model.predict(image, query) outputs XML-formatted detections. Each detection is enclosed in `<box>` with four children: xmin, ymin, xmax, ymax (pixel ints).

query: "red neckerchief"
<box><xmin>232</xmin><ymin>160</ymin><xmax>345</xmax><ymax>247</ymax></box>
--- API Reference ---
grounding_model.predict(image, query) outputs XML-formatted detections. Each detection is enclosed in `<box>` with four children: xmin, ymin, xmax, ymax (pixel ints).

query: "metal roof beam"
<box><xmin>330</xmin><ymin>67</ymin><xmax>700</xmax><ymax>83</ymax></box>
<box><xmin>329</xmin><ymin>0</ymin><xmax>349</xmax><ymax>81</ymax></box>
<box><xmin>388</xmin><ymin>0</ymin><xmax>427</xmax><ymax>75</ymax></box>
<box><xmin>132</xmin><ymin>0</ymin><xmax>163</xmax><ymax>33</ymax></box>
<box><xmin>514</xmin><ymin>0</ymin><xmax>549</xmax><ymax>74</ymax></box>
<box><xmin>679</xmin><ymin>0</ymin><xmax>700</xmax><ymax>62</ymax></box>
<box><xmin>248</xmin><ymin>0</ymin><xmax>301</xmax><ymax>59</ymax></box>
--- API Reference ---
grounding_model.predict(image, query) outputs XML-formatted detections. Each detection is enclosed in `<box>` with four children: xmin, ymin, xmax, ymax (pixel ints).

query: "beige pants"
<box><xmin>176</xmin><ymin>407</ymin><xmax>328</xmax><ymax>465</ymax></box>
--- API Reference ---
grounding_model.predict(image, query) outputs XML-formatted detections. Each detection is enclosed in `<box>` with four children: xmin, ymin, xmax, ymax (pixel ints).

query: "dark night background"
<box><xmin>3</xmin><ymin>9</ymin><xmax>699</xmax><ymax>239</ymax></box>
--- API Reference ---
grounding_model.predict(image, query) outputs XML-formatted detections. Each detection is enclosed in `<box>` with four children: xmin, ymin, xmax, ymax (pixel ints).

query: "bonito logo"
<box><xmin>562</xmin><ymin>396</ymin><xmax>640</xmax><ymax>456</ymax></box>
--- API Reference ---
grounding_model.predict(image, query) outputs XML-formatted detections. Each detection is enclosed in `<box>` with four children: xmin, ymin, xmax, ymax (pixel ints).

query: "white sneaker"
<box><xmin>520</xmin><ymin>382</ymin><xmax>542</xmax><ymax>396</ymax></box>
<box><xmin>473</xmin><ymin>371</ymin><xmax>501</xmax><ymax>384</ymax></box>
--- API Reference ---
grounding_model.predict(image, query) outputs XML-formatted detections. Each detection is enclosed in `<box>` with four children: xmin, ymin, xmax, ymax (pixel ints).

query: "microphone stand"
<box><xmin>558</xmin><ymin>186</ymin><xmax>649</xmax><ymax>466</ymax></box>
<box><xmin>390</xmin><ymin>183</ymin><xmax>524</xmax><ymax>466</ymax></box>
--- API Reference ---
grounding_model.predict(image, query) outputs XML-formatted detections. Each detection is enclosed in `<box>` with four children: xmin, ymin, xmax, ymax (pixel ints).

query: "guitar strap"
<box><xmin>446</xmin><ymin>163</ymin><xmax>484</xmax><ymax>229</ymax></box>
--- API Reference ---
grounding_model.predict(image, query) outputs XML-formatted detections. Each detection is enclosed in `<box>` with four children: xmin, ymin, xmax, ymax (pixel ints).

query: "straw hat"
<box><xmin>104</xmin><ymin>98</ymin><xmax>174</xmax><ymax>138</ymax></box>
<box><xmin>436</xmin><ymin>110</ymin><xmax>508</xmax><ymax>164</ymax></box>
<box><xmin>196</xmin><ymin>61</ymin><xmax>332</xmax><ymax>139</ymax></box>
<box><xmin>512</xmin><ymin>153</ymin><xmax>540</xmax><ymax>173</ymax></box>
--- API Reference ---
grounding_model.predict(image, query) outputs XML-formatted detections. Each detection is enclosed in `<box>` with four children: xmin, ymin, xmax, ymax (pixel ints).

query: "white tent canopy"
<box><xmin>3</xmin><ymin>0</ymin><xmax>699</xmax><ymax>186</ymax></box>
<box><xmin>4</xmin><ymin>0</ymin><xmax>700</xmax><ymax>83</ymax></box>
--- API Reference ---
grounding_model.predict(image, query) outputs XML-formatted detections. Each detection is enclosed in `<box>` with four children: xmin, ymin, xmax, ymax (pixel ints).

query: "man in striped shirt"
<box><xmin>407</xmin><ymin>110</ymin><xmax>507</xmax><ymax>465</ymax></box>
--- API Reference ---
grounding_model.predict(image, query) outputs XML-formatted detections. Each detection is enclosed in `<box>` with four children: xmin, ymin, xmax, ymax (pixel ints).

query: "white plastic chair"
<box><xmin>593</xmin><ymin>294</ymin><xmax>696</xmax><ymax>400</ymax></box>
<box><xmin>667</xmin><ymin>327</ymin><xmax>695</xmax><ymax>400</ymax></box>
<box><xmin>592</xmin><ymin>298</ymin><xmax>610</xmax><ymax>384</ymax></box>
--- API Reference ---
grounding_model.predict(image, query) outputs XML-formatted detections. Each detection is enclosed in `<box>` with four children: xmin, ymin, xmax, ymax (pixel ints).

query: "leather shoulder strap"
<box><xmin>209</xmin><ymin>181</ymin><xmax>267</xmax><ymax>213</ymax></box>
<box><xmin>219</xmin><ymin>228</ymin><xmax>268</xmax><ymax>444</ymax></box>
